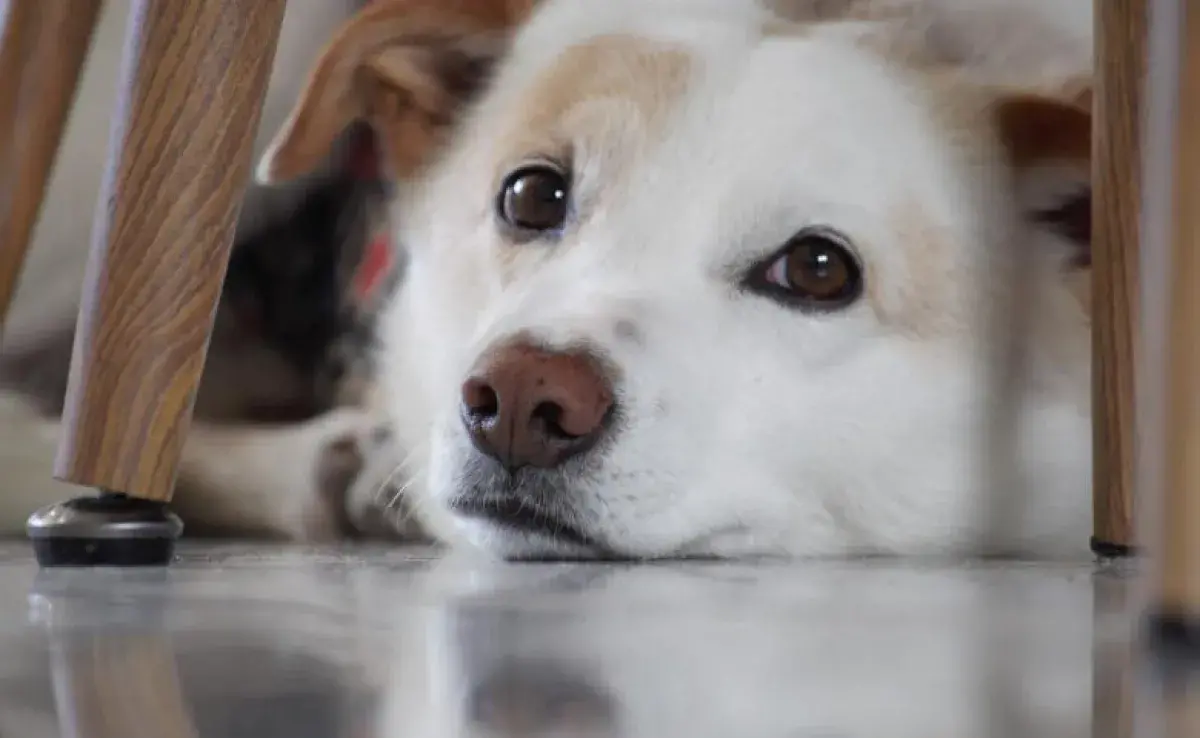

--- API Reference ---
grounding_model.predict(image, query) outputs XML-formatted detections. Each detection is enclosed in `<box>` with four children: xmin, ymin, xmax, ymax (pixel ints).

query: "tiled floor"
<box><xmin>0</xmin><ymin>543</ymin><xmax>1187</xmax><ymax>737</ymax></box>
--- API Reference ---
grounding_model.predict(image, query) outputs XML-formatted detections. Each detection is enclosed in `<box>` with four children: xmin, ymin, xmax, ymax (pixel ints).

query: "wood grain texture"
<box><xmin>1092</xmin><ymin>0</ymin><xmax>1146</xmax><ymax>551</ymax></box>
<box><xmin>0</xmin><ymin>0</ymin><xmax>103</xmax><ymax>332</ymax></box>
<box><xmin>1160</xmin><ymin>0</ymin><xmax>1200</xmax><ymax>617</ymax></box>
<box><xmin>51</xmin><ymin>635</ymin><xmax>198</xmax><ymax>738</ymax></box>
<box><xmin>54</xmin><ymin>0</ymin><xmax>287</xmax><ymax>501</ymax></box>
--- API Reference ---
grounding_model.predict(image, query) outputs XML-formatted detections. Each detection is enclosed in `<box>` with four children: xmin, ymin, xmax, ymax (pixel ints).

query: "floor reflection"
<box><xmin>373</xmin><ymin>559</ymin><xmax>1130</xmax><ymax>737</ymax></box>
<box><xmin>0</xmin><ymin>546</ymin><xmax>1173</xmax><ymax>738</ymax></box>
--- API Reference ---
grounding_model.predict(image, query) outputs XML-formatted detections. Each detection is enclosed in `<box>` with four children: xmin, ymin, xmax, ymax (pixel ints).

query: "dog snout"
<box><xmin>461</xmin><ymin>343</ymin><xmax>614</xmax><ymax>470</ymax></box>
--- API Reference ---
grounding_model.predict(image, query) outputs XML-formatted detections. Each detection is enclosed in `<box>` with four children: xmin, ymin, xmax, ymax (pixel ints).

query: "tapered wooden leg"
<box><xmin>0</xmin><ymin>0</ymin><xmax>103</xmax><ymax>331</ymax></box>
<box><xmin>1147</xmin><ymin>0</ymin><xmax>1200</xmax><ymax>651</ymax></box>
<box><xmin>54</xmin><ymin>0</ymin><xmax>287</xmax><ymax>496</ymax></box>
<box><xmin>24</xmin><ymin>0</ymin><xmax>287</xmax><ymax>567</ymax></box>
<box><xmin>1092</xmin><ymin>0</ymin><xmax>1147</xmax><ymax>558</ymax></box>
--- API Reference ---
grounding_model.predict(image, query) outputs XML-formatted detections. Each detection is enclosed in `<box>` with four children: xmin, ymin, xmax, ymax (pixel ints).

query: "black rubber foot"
<box><xmin>1091</xmin><ymin>537</ymin><xmax>1139</xmax><ymax>559</ymax></box>
<box><xmin>30</xmin><ymin>536</ymin><xmax>176</xmax><ymax>567</ymax></box>
<box><xmin>26</xmin><ymin>493</ymin><xmax>183</xmax><ymax>568</ymax></box>
<box><xmin>1146</xmin><ymin>611</ymin><xmax>1200</xmax><ymax>662</ymax></box>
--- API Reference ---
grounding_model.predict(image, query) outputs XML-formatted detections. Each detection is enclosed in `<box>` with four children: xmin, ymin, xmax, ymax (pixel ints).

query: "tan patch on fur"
<box><xmin>490</xmin><ymin>35</ymin><xmax>692</xmax><ymax>277</ymax></box>
<box><xmin>498</xmin><ymin>35</ymin><xmax>693</xmax><ymax>155</ymax></box>
<box><xmin>870</xmin><ymin>203</ymin><xmax>960</xmax><ymax>337</ymax></box>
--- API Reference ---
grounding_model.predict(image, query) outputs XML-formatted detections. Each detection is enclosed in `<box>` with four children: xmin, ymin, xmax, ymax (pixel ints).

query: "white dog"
<box><xmin>257</xmin><ymin>0</ymin><xmax>1095</xmax><ymax>560</ymax></box>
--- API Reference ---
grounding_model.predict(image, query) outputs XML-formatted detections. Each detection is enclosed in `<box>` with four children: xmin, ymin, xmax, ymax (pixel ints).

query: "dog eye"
<box><xmin>745</xmin><ymin>229</ymin><xmax>862</xmax><ymax>309</ymax></box>
<box><xmin>497</xmin><ymin>165</ymin><xmax>570</xmax><ymax>234</ymax></box>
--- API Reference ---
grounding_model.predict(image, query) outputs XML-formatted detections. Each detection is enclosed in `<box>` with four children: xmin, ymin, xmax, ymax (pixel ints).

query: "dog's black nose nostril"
<box><xmin>531</xmin><ymin>400</ymin><xmax>575</xmax><ymax>441</ymax></box>
<box><xmin>459</xmin><ymin>343</ymin><xmax>614</xmax><ymax>470</ymax></box>
<box><xmin>462</xmin><ymin>378</ymin><xmax>501</xmax><ymax>421</ymax></box>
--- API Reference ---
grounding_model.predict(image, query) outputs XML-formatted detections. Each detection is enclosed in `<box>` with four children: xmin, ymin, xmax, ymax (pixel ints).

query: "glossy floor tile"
<box><xmin>0</xmin><ymin>542</ymin><xmax>1190</xmax><ymax>738</ymax></box>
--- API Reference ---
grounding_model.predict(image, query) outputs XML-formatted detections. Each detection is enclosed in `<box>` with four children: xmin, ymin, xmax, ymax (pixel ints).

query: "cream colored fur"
<box><xmin>258</xmin><ymin>0</ymin><xmax>1099</xmax><ymax>559</ymax></box>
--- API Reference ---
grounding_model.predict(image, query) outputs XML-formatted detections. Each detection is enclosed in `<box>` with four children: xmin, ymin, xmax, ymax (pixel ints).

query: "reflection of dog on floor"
<box><xmin>370</xmin><ymin>558</ymin><xmax>1095</xmax><ymax>737</ymax></box>
<box><xmin>0</xmin><ymin>0</ymin><xmax>404</xmax><ymax>542</ymax></box>
<box><xmin>259</xmin><ymin>0</ymin><xmax>1097</xmax><ymax>559</ymax></box>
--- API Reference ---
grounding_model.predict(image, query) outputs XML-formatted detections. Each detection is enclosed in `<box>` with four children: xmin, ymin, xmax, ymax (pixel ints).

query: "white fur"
<box><xmin>372</xmin><ymin>0</ymin><xmax>1095</xmax><ymax>559</ymax></box>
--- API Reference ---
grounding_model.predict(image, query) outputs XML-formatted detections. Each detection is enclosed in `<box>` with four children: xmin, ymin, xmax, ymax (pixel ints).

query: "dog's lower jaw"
<box><xmin>451</xmin><ymin>517</ymin><xmax>614</xmax><ymax>561</ymax></box>
<box><xmin>448</xmin><ymin>516</ymin><xmax>803</xmax><ymax>561</ymax></box>
<box><xmin>438</xmin><ymin>493</ymin><xmax>775</xmax><ymax>561</ymax></box>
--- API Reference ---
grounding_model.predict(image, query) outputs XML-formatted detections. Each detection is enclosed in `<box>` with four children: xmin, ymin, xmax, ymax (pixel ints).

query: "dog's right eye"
<box><xmin>496</xmin><ymin>165</ymin><xmax>570</xmax><ymax>235</ymax></box>
<box><xmin>742</xmin><ymin>228</ymin><xmax>863</xmax><ymax>311</ymax></box>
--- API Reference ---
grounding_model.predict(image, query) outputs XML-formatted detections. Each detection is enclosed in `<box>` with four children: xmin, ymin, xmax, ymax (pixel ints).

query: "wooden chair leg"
<box><xmin>0</xmin><ymin>0</ymin><xmax>103</xmax><ymax>331</ymax></box>
<box><xmin>25</xmin><ymin>0</ymin><xmax>287</xmax><ymax>567</ymax></box>
<box><xmin>1150</xmin><ymin>0</ymin><xmax>1200</xmax><ymax>650</ymax></box>
<box><xmin>1092</xmin><ymin>0</ymin><xmax>1146</xmax><ymax>558</ymax></box>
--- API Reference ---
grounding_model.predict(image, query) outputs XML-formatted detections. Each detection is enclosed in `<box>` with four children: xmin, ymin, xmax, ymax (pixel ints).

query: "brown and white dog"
<box><xmin>253</xmin><ymin>0</ymin><xmax>1097</xmax><ymax>560</ymax></box>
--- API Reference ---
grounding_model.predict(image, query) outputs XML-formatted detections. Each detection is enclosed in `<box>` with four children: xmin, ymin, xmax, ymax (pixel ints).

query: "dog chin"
<box><xmin>450</xmin><ymin>514</ymin><xmax>772</xmax><ymax>562</ymax></box>
<box><xmin>450</xmin><ymin>518</ymin><xmax>611</xmax><ymax>561</ymax></box>
<box><xmin>432</xmin><ymin>444</ymin><xmax>787</xmax><ymax>561</ymax></box>
<box><xmin>441</xmin><ymin>452</ymin><xmax>614</xmax><ymax>560</ymax></box>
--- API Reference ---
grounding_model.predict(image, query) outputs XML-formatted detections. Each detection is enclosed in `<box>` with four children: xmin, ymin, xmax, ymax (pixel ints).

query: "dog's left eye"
<box><xmin>744</xmin><ymin>228</ymin><xmax>863</xmax><ymax>310</ymax></box>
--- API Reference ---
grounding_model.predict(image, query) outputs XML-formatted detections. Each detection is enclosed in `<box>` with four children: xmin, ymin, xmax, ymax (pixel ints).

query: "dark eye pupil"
<box><xmin>743</xmin><ymin>228</ymin><xmax>862</xmax><ymax>311</ymax></box>
<box><xmin>501</xmin><ymin>167</ymin><xmax>569</xmax><ymax>231</ymax></box>
<box><xmin>801</xmin><ymin>248</ymin><xmax>833</xmax><ymax>277</ymax></box>
<box><xmin>787</xmin><ymin>240</ymin><xmax>848</xmax><ymax>297</ymax></box>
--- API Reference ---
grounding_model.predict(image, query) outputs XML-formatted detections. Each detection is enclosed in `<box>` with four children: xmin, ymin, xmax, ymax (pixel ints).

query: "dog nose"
<box><xmin>461</xmin><ymin>344</ymin><xmax>614</xmax><ymax>470</ymax></box>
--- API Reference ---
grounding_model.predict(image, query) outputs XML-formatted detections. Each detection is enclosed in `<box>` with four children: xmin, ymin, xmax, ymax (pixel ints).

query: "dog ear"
<box><xmin>256</xmin><ymin>0</ymin><xmax>536</xmax><ymax>184</ymax></box>
<box><xmin>992</xmin><ymin>84</ymin><xmax>1092</xmax><ymax>270</ymax></box>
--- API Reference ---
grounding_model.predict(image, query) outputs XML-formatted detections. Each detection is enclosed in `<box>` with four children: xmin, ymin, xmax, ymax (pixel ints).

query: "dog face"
<box><xmin>262</xmin><ymin>0</ymin><xmax>1094</xmax><ymax>559</ymax></box>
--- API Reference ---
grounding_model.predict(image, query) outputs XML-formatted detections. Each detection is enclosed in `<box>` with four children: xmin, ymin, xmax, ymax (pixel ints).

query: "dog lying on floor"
<box><xmin>251</xmin><ymin>0</ymin><xmax>1097</xmax><ymax>560</ymax></box>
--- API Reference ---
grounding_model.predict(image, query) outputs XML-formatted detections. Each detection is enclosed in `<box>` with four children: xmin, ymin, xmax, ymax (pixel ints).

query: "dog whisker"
<box><xmin>366</xmin><ymin>443</ymin><xmax>424</xmax><ymax>505</ymax></box>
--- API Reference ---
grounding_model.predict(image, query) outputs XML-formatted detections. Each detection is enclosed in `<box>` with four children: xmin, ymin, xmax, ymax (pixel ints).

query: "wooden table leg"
<box><xmin>1148</xmin><ymin>0</ymin><xmax>1200</xmax><ymax>651</ymax></box>
<box><xmin>0</xmin><ymin>0</ymin><xmax>103</xmax><ymax>331</ymax></box>
<box><xmin>24</xmin><ymin>0</ymin><xmax>287</xmax><ymax>566</ymax></box>
<box><xmin>1092</xmin><ymin>0</ymin><xmax>1147</xmax><ymax>558</ymax></box>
